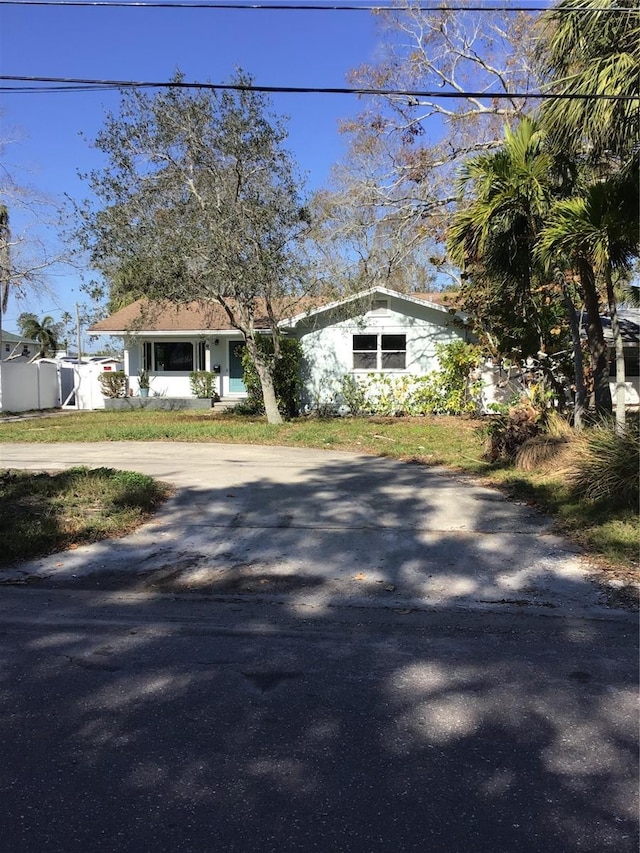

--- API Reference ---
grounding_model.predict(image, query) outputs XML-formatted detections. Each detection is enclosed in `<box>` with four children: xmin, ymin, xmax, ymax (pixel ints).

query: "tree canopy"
<box><xmin>77</xmin><ymin>71</ymin><xmax>310</xmax><ymax>423</ymax></box>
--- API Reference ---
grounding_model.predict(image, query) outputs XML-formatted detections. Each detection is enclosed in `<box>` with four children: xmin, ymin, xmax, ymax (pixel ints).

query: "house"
<box><xmin>1</xmin><ymin>330</ymin><xmax>40</xmax><ymax>361</ymax></box>
<box><xmin>88</xmin><ymin>289</ymin><xmax>640</xmax><ymax>412</ymax></box>
<box><xmin>89</xmin><ymin>287</ymin><xmax>472</xmax><ymax>406</ymax></box>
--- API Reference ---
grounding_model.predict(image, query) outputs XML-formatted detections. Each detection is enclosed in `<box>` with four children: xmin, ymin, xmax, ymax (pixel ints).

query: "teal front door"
<box><xmin>228</xmin><ymin>341</ymin><xmax>246</xmax><ymax>393</ymax></box>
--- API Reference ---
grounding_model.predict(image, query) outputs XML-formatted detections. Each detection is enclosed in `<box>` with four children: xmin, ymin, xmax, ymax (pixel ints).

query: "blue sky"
<box><xmin>0</xmin><ymin>1</ymin><xmax>382</xmax><ymax>334</ymax></box>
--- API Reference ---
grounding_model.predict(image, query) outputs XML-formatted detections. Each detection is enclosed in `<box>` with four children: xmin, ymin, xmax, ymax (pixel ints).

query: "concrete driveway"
<box><xmin>0</xmin><ymin>441</ymin><xmax>628</xmax><ymax>617</ymax></box>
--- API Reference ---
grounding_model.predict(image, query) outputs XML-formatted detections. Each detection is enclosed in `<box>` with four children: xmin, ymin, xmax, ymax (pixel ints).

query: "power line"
<box><xmin>0</xmin><ymin>75</ymin><xmax>636</xmax><ymax>100</ymax></box>
<box><xmin>0</xmin><ymin>1</ymin><xmax>631</xmax><ymax>11</ymax></box>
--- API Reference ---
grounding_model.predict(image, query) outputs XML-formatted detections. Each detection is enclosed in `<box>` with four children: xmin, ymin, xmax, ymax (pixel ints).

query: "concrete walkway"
<box><xmin>0</xmin><ymin>441</ymin><xmax>629</xmax><ymax>618</ymax></box>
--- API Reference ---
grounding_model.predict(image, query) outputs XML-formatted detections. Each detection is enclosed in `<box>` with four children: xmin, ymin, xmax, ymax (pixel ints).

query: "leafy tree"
<box><xmin>16</xmin><ymin>312</ymin><xmax>60</xmax><ymax>359</ymax></box>
<box><xmin>447</xmin><ymin>119</ymin><xmax>555</xmax><ymax>352</ymax></box>
<box><xmin>241</xmin><ymin>336</ymin><xmax>303</xmax><ymax>420</ymax></box>
<box><xmin>446</xmin><ymin>119</ymin><xmax>578</xmax><ymax>372</ymax></box>
<box><xmin>76</xmin><ymin>72</ymin><xmax>310</xmax><ymax>424</ymax></box>
<box><xmin>446</xmin><ymin>118</ymin><xmax>611</xmax><ymax>422</ymax></box>
<box><xmin>312</xmin><ymin>4</ymin><xmax>539</xmax><ymax>292</ymax></box>
<box><xmin>534</xmin><ymin>1</ymin><xmax>640</xmax><ymax>420</ymax></box>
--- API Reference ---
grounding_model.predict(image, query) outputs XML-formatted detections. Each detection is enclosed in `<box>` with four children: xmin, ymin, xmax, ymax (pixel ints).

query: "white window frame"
<box><xmin>352</xmin><ymin>333</ymin><xmax>407</xmax><ymax>371</ymax></box>
<box><xmin>142</xmin><ymin>340</ymin><xmax>206</xmax><ymax>373</ymax></box>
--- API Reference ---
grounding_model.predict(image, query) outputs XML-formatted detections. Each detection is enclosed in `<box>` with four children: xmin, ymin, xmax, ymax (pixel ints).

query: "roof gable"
<box><xmin>280</xmin><ymin>286</ymin><xmax>465</xmax><ymax>329</ymax></box>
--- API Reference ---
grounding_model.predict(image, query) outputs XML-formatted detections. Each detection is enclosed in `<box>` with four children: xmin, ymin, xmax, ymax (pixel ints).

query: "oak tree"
<box><xmin>77</xmin><ymin>73</ymin><xmax>310</xmax><ymax>423</ymax></box>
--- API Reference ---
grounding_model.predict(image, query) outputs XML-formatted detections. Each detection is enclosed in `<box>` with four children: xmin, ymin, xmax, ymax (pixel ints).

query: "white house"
<box><xmin>280</xmin><ymin>287</ymin><xmax>472</xmax><ymax>409</ymax></box>
<box><xmin>89</xmin><ymin>287</ymin><xmax>640</xmax><ymax>411</ymax></box>
<box><xmin>89</xmin><ymin>287</ymin><xmax>471</xmax><ymax>405</ymax></box>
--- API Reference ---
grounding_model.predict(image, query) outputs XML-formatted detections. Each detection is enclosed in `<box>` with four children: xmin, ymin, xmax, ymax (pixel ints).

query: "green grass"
<box><xmin>0</xmin><ymin>409</ymin><xmax>487</xmax><ymax>470</ymax></box>
<box><xmin>1</xmin><ymin>409</ymin><xmax>637</xmax><ymax>576</ymax></box>
<box><xmin>0</xmin><ymin>467</ymin><xmax>170</xmax><ymax>568</ymax></box>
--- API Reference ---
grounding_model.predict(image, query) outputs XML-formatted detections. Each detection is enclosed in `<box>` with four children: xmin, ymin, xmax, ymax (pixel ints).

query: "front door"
<box><xmin>228</xmin><ymin>341</ymin><xmax>246</xmax><ymax>393</ymax></box>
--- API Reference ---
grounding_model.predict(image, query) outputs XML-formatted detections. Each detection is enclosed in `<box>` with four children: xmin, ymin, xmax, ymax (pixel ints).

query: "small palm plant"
<box><xmin>138</xmin><ymin>369</ymin><xmax>150</xmax><ymax>396</ymax></box>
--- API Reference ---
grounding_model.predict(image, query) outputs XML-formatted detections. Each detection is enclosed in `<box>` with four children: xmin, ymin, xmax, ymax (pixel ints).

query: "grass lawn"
<box><xmin>0</xmin><ymin>466</ymin><xmax>170</xmax><ymax>569</ymax></box>
<box><xmin>1</xmin><ymin>409</ymin><xmax>637</xmax><ymax>578</ymax></box>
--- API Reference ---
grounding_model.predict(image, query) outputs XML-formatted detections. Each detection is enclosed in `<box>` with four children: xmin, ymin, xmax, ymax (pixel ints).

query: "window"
<box><xmin>369</xmin><ymin>298</ymin><xmax>389</xmax><ymax>316</ymax></box>
<box><xmin>353</xmin><ymin>335</ymin><xmax>378</xmax><ymax>369</ymax></box>
<box><xmin>143</xmin><ymin>342</ymin><xmax>195</xmax><ymax>372</ymax></box>
<box><xmin>609</xmin><ymin>349</ymin><xmax>640</xmax><ymax>377</ymax></box>
<box><xmin>352</xmin><ymin>334</ymin><xmax>406</xmax><ymax>370</ymax></box>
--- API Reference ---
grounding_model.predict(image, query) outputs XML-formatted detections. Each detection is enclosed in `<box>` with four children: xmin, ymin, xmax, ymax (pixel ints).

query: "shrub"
<box><xmin>189</xmin><ymin>371</ymin><xmax>218</xmax><ymax>399</ymax></box>
<box><xmin>428</xmin><ymin>340</ymin><xmax>483</xmax><ymax>415</ymax></box>
<box><xmin>482</xmin><ymin>397</ymin><xmax>547</xmax><ymax>462</ymax></box>
<box><xmin>564</xmin><ymin>420</ymin><xmax>639</xmax><ymax>508</ymax></box>
<box><xmin>337</xmin><ymin>342</ymin><xmax>483</xmax><ymax>418</ymax></box>
<box><xmin>241</xmin><ymin>337</ymin><xmax>303</xmax><ymax>420</ymax></box>
<box><xmin>99</xmin><ymin>370</ymin><xmax>128</xmax><ymax>398</ymax></box>
<box><xmin>339</xmin><ymin>374</ymin><xmax>370</xmax><ymax>416</ymax></box>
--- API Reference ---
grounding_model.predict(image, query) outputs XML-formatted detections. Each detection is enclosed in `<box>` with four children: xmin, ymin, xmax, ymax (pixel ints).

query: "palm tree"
<box><xmin>447</xmin><ymin>118</ymin><xmax>589</xmax><ymax>414</ymax></box>
<box><xmin>537</xmin><ymin>177</ymin><xmax>638</xmax><ymax>426</ymax></box>
<box><xmin>537</xmin><ymin>0</ymin><xmax>640</xmax><ymax>160</ymax></box>
<box><xmin>447</xmin><ymin>118</ymin><xmax>555</xmax><ymax>349</ymax></box>
<box><xmin>18</xmin><ymin>314</ymin><xmax>60</xmax><ymax>360</ymax></box>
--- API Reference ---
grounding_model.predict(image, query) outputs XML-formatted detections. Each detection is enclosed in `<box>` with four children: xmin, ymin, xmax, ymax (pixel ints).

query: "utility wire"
<box><xmin>0</xmin><ymin>75</ymin><xmax>636</xmax><ymax>99</ymax></box>
<box><xmin>0</xmin><ymin>1</ymin><xmax>631</xmax><ymax>11</ymax></box>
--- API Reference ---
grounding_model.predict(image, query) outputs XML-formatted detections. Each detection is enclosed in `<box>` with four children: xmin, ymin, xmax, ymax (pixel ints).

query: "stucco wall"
<box><xmin>293</xmin><ymin>297</ymin><xmax>469</xmax><ymax>408</ymax></box>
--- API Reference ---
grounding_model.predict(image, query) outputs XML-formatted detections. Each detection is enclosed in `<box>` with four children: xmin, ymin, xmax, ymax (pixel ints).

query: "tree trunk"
<box><xmin>578</xmin><ymin>259</ymin><xmax>612</xmax><ymax>417</ymax></box>
<box><xmin>604</xmin><ymin>268</ymin><xmax>626</xmax><ymax>432</ymax></box>
<box><xmin>244</xmin><ymin>336</ymin><xmax>283</xmax><ymax>425</ymax></box>
<box><xmin>559</xmin><ymin>275</ymin><xmax>586</xmax><ymax>429</ymax></box>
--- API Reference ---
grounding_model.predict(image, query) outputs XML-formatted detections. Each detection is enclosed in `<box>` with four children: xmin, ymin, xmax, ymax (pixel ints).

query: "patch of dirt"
<box><xmin>597</xmin><ymin>582</ymin><xmax>640</xmax><ymax>611</ymax></box>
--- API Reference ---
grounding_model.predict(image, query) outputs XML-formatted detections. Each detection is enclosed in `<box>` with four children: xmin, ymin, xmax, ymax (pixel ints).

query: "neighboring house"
<box><xmin>89</xmin><ymin>287</ymin><xmax>472</xmax><ymax>404</ymax></box>
<box><xmin>1</xmin><ymin>330</ymin><xmax>40</xmax><ymax>361</ymax></box>
<box><xmin>602</xmin><ymin>308</ymin><xmax>640</xmax><ymax>377</ymax></box>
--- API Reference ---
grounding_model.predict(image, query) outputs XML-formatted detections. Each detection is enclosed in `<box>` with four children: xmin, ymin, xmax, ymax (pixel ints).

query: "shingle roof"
<box><xmin>89</xmin><ymin>299</ymin><xmax>273</xmax><ymax>334</ymax></box>
<box><xmin>89</xmin><ymin>290</ymin><xmax>462</xmax><ymax>334</ymax></box>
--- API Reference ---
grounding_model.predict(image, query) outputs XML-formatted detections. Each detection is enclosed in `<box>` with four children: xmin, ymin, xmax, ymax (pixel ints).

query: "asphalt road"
<box><xmin>0</xmin><ymin>442</ymin><xmax>637</xmax><ymax>852</ymax></box>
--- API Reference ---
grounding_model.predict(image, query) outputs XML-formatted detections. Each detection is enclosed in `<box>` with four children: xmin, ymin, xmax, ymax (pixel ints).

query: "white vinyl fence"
<box><xmin>0</xmin><ymin>360</ymin><xmax>118</xmax><ymax>413</ymax></box>
<box><xmin>0</xmin><ymin>360</ymin><xmax>61</xmax><ymax>412</ymax></box>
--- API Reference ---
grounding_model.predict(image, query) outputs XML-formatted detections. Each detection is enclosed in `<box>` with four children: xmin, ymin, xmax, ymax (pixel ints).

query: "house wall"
<box><xmin>292</xmin><ymin>297</ymin><xmax>469</xmax><ymax>408</ymax></box>
<box><xmin>611</xmin><ymin>378</ymin><xmax>640</xmax><ymax>408</ymax></box>
<box><xmin>124</xmin><ymin>335</ymin><xmax>246</xmax><ymax>398</ymax></box>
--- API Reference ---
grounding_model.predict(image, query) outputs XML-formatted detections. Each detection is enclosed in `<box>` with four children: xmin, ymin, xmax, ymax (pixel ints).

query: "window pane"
<box><xmin>382</xmin><ymin>351</ymin><xmax>406</xmax><ymax>369</ymax></box>
<box><xmin>624</xmin><ymin>350</ymin><xmax>640</xmax><ymax>376</ymax></box>
<box><xmin>154</xmin><ymin>342</ymin><xmax>194</xmax><ymax>372</ymax></box>
<box><xmin>381</xmin><ymin>334</ymin><xmax>406</xmax><ymax>351</ymax></box>
<box><xmin>353</xmin><ymin>335</ymin><xmax>377</xmax><ymax>351</ymax></box>
<box><xmin>143</xmin><ymin>342</ymin><xmax>152</xmax><ymax>371</ymax></box>
<box><xmin>354</xmin><ymin>352</ymin><xmax>377</xmax><ymax>370</ymax></box>
<box><xmin>369</xmin><ymin>299</ymin><xmax>389</xmax><ymax>315</ymax></box>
